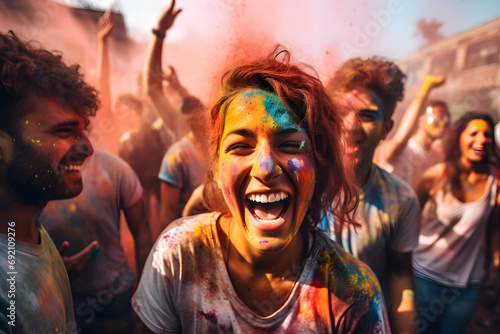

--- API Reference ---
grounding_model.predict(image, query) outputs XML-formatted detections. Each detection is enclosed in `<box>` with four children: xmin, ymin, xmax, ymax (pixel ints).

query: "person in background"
<box><xmin>376</xmin><ymin>73</ymin><xmax>449</xmax><ymax>190</ymax></box>
<box><xmin>0</xmin><ymin>30</ymin><xmax>98</xmax><ymax>333</ymax></box>
<box><xmin>323</xmin><ymin>57</ymin><xmax>420</xmax><ymax>334</ymax></box>
<box><xmin>39</xmin><ymin>148</ymin><xmax>152</xmax><ymax>334</ymax></box>
<box><xmin>157</xmin><ymin>79</ymin><xmax>208</xmax><ymax>236</ymax></box>
<box><xmin>413</xmin><ymin>111</ymin><xmax>500</xmax><ymax>334</ymax></box>
<box><xmin>117</xmin><ymin>93</ymin><xmax>175</xmax><ymax>236</ymax></box>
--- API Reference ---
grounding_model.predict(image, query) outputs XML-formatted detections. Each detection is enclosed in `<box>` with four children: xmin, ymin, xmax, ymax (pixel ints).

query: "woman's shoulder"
<box><xmin>313</xmin><ymin>232</ymin><xmax>382</xmax><ymax>298</ymax></box>
<box><xmin>155</xmin><ymin>213</ymin><xmax>217</xmax><ymax>250</ymax></box>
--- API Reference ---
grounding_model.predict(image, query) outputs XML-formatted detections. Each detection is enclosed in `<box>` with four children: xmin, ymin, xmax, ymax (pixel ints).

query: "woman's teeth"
<box><xmin>248</xmin><ymin>192</ymin><xmax>288</xmax><ymax>203</ymax></box>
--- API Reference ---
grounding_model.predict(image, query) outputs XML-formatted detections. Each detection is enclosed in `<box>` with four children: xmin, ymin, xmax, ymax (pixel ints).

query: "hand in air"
<box><xmin>163</xmin><ymin>65</ymin><xmax>182</xmax><ymax>91</ymax></box>
<box><xmin>156</xmin><ymin>0</ymin><xmax>182</xmax><ymax>35</ymax></box>
<box><xmin>422</xmin><ymin>73</ymin><xmax>445</xmax><ymax>89</ymax></box>
<box><xmin>98</xmin><ymin>9</ymin><xmax>115</xmax><ymax>40</ymax></box>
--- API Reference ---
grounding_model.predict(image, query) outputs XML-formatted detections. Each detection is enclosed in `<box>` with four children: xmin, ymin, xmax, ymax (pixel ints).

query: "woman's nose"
<box><xmin>250</xmin><ymin>146</ymin><xmax>282</xmax><ymax>183</ymax></box>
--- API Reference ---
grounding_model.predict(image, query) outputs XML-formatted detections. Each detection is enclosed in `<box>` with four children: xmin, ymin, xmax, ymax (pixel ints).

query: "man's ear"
<box><xmin>381</xmin><ymin>119</ymin><xmax>394</xmax><ymax>140</ymax></box>
<box><xmin>0</xmin><ymin>130</ymin><xmax>13</xmax><ymax>162</ymax></box>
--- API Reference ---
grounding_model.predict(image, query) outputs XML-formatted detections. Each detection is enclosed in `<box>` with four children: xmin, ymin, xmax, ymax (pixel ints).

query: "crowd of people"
<box><xmin>0</xmin><ymin>1</ymin><xmax>499</xmax><ymax>333</ymax></box>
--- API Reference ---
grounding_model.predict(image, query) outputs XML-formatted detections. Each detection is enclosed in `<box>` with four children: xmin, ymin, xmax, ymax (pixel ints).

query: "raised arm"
<box><xmin>144</xmin><ymin>0</ymin><xmax>182</xmax><ymax>135</ymax></box>
<box><xmin>380</xmin><ymin>74</ymin><xmax>445</xmax><ymax>163</ymax></box>
<box><xmin>96</xmin><ymin>9</ymin><xmax>114</xmax><ymax>120</ymax></box>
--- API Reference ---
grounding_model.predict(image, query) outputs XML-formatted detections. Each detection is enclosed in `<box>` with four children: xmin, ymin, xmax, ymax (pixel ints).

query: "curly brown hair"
<box><xmin>326</xmin><ymin>57</ymin><xmax>406</xmax><ymax>122</ymax></box>
<box><xmin>202</xmin><ymin>46</ymin><xmax>358</xmax><ymax>229</ymax></box>
<box><xmin>0</xmin><ymin>31</ymin><xmax>99</xmax><ymax>136</ymax></box>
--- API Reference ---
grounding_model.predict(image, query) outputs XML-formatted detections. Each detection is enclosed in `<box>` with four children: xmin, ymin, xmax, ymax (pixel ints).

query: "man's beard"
<box><xmin>5</xmin><ymin>141</ymin><xmax>77</xmax><ymax>205</ymax></box>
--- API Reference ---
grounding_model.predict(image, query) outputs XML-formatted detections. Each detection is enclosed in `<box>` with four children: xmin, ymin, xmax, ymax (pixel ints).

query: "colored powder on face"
<box><xmin>287</xmin><ymin>158</ymin><xmax>304</xmax><ymax>182</ymax></box>
<box><xmin>259</xmin><ymin>240</ymin><xmax>268</xmax><ymax>244</ymax></box>
<box><xmin>262</xmin><ymin>94</ymin><xmax>296</xmax><ymax>129</ymax></box>
<box><xmin>287</xmin><ymin>158</ymin><xmax>303</xmax><ymax>172</ymax></box>
<box><xmin>240</xmin><ymin>89</ymin><xmax>297</xmax><ymax>130</ymax></box>
<box><xmin>47</xmin><ymin>96</ymin><xmax>55</xmax><ymax>107</ymax></box>
<box><xmin>258</xmin><ymin>151</ymin><xmax>275</xmax><ymax>176</ymax></box>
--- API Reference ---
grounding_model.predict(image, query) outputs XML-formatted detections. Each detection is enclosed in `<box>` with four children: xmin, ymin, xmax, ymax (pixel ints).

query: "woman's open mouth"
<box><xmin>246</xmin><ymin>192</ymin><xmax>291</xmax><ymax>223</ymax></box>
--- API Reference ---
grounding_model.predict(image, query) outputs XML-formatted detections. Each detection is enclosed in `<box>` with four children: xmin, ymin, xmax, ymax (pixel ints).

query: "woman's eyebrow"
<box><xmin>277</xmin><ymin>128</ymin><xmax>301</xmax><ymax>136</ymax></box>
<box><xmin>222</xmin><ymin>128</ymin><xmax>254</xmax><ymax>140</ymax></box>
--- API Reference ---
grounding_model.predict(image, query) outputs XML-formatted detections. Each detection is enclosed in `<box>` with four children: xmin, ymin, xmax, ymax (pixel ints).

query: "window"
<box><xmin>465</xmin><ymin>37</ymin><xmax>500</xmax><ymax>69</ymax></box>
<box><xmin>430</xmin><ymin>51</ymin><xmax>456</xmax><ymax>75</ymax></box>
<box><xmin>405</xmin><ymin>62</ymin><xmax>424</xmax><ymax>85</ymax></box>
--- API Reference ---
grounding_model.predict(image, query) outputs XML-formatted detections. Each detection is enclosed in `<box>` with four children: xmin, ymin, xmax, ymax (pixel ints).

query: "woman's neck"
<box><xmin>217</xmin><ymin>214</ymin><xmax>308</xmax><ymax>316</ymax></box>
<box><xmin>458</xmin><ymin>157</ymin><xmax>489</xmax><ymax>175</ymax></box>
<box><xmin>219</xmin><ymin>215</ymin><xmax>305</xmax><ymax>276</ymax></box>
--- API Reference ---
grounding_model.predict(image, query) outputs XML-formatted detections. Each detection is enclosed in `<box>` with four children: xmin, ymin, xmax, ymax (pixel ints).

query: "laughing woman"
<box><xmin>132</xmin><ymin>48</ymin><xmax>390</xmax><ymax>333</ymax></box>
<box><xmin>413</xmin><ymin>112</ymin><xmax>500</xmax><ymax>334</ymax></box>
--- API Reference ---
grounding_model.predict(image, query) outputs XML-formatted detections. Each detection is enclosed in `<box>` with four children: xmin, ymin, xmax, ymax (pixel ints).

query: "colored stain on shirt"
<box><xmin>198</xmin><ymin>310</ymin><xmax>218</xmax><ymax>325</ymax></box>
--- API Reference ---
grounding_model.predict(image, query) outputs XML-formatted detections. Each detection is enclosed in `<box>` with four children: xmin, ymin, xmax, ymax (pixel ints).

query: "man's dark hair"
<box><xmin>0</xmin><ymin>31</ymin><xmax>99</xmax><ymax>137</ymax></box>
<box><xmin>326</xmin><ymin>57</ymin><xmax>406</xmax><ymax>122</ymax></box>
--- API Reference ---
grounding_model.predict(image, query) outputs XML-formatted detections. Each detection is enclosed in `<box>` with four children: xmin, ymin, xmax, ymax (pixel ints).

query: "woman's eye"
<box><xmin>225</xmin><ymin>143</ymin><xmax>252</xmax><ymax>153</ymax></box>
<box><xmin>280</xmin><ymin>141</ymin><xmax>305</xmax><ymax>153</ymax></box>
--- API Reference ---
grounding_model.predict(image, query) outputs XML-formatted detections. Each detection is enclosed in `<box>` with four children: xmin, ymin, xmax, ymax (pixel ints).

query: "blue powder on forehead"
<box><xmin>241</xmin><ymin>89</ymin><xmax>297</xmax><ymax>128</ymax></box>
<box><xmin>262</xmin><ymin>95</ymin><xmax>296</xmax><ymax>128</ymax></box>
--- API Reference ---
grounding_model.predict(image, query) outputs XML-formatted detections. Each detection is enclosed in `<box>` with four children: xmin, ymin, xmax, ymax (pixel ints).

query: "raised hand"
<box><xmin>98</xmin><ymin>9</ymin><xmax>114</xmax><ymax>40</ymax></box>
<box><xmin>163</xmin><ymin>65</ymin><xmax>182</xmax><ymax>90</ymax></box>
<box><xmin>422</xmin><ymin>73</ymin><xmax>445</xmax><ymax>90</ymax></box>
<box><xmin>58</xmin><ymin>240</ymin><xmax>100</xmax><ymax>280</ymax></box>
<box><xmin>156</xmin><ymin>0</ymin><xmax>183</xmax><ymax>34</ymax></box>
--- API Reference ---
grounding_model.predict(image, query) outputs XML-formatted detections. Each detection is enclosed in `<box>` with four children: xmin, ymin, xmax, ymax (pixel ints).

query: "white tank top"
<box><xmin>413</xmin><ymin>166</ymin><xmax>497</xmax><ymax>287</ymax></box>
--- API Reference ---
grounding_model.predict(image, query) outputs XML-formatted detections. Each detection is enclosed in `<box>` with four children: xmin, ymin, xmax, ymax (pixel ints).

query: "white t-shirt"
<box><xmin>40</xmin><ymin>149</ymin><xmax>143</xmax><ymax>296</ymax></box>
<box><xmin>133</xmin><ymin>213</ymin><xmax>390</xmax><ymax>333</ymax></box>
<box><xmin>0</xmin><ymin>224</ymin><xmax>77</xmax><ymax>333</ymax></box>
<box><xmin>157</xmin><ymin>136</ymin><xmax>207</xmax><ymax>216</ymax></box>
<box><xmin>321</xmin><ymin>164</ymin><xmax>420</xmax><ymax>296</ymax></box>
<box><xmin>413</xmin><ymin>164</ymin><xmax>498</xmax><ymax>287</ymax></box>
